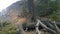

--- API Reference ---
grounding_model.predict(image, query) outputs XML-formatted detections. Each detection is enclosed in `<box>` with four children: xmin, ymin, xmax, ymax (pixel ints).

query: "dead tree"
<box><xmin>22</xmin><ymin>0</ymin><xmax>60</xmax><ymax>34</ymax></box>
<box><xmin>36</xmin><ymin>19</ymin><xmax>60</xmax><ymax>34</ymax></box>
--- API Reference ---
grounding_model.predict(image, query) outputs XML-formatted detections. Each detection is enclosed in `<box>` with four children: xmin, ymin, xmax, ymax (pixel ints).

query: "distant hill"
<box><xmin>0</xmin><ymin>1</ymin><xmax>24</xmax><ymax>22</ymax></box>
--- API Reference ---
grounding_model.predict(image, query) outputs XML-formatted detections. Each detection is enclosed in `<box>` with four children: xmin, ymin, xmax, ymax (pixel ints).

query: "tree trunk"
<box><xmin>27</xmin><ymin>0</ymin><xmax>36</xmax><ymax>22</ymax></box>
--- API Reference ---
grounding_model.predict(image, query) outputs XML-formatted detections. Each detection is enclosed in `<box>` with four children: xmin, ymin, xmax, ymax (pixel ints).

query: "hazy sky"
<box><xmin>0</xmin><ymin>0</ymin><xmax>20</xmax><ymax>12</ymax></box>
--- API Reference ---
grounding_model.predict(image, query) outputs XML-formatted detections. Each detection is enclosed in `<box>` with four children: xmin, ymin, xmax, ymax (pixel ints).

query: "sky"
<box><xmin>0</xmin><ymin>0</ymin><xmax>21</xmax><ymax>12</ymax></box>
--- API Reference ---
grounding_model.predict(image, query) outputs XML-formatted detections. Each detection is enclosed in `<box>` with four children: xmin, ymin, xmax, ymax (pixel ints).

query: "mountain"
<box><xmin>0</xmin><ymin>1</ymin><xmax>24</xmax><ymax>22</ymax></box>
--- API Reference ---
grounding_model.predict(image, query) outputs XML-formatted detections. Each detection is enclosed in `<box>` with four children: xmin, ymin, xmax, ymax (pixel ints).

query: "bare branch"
<box><xmin>52</xmin><ymin>21</ymin><xmax>60</xmax><ymax>33</ymax></box>
<box><xmin>36</xmin><ymin>19</ymin><xmax>56</xmax><ymax>34</ymax></box>
<box><xmin>35</xmin><ymin>20</ymin><xmax>41</xmax><ymax>34</ymax></box>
